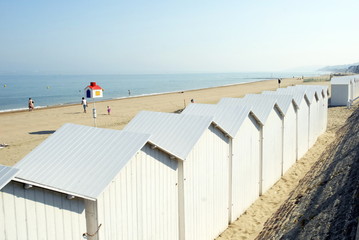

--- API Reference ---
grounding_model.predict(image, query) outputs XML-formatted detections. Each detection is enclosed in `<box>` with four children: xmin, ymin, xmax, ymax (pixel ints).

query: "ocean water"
<box><xmin>0</xmin><ymin>72</ymin><xmax>321</xmax><ymax>112</ymax></box>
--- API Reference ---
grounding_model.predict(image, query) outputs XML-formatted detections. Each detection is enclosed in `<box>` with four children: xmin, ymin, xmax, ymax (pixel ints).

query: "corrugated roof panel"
<box><xmin>182</xmin><ymin>104</ymin><xmax>218</xmax><ymax>118</ymax></box>
<box><xmin>0</xmin><ymin>165</ymin><xmax>20</xmax><ymax>190</ymax></box>
<box><xmin>218</xmin><ymin>97</ymin><xmax>277</xmax><ymax>124</ymax></box>
<box><xmin>15</xmin><ymin>124</ymin><xmax>151</xmax><ymax>200</ymax></box>
<box><xmin>262</xmin><ymin>91</ymin><xmax>299</xmax><ymax>110</ymax></box>
<box><xmin>276</xmin><ymin>88</ymin><xmax>309</xmax><ymax>106</ymax></box>
<box><xmin>181</xmin><ymin>103</ymin><xmax>253</xmax><ymax>137</ymax></box>
<box><xmin>295</xmin><ymin>85</ymin><xmax>329</xmax><ymax>98</ymax></box>
<box><xmin>288</xmin><ymin>86</ymin><xmax>318</xmax><ymax>103</ymax></box>
<box><xmin>331</xmin><ymin>75</ymin><xmax>359</xmax><ymax>85</ymax></box>
<box><xmin>245</xmin><ymin>93</ymin><xmax>293</xmax><ymax>115</ymax></box>
<box><xmin>243</xmin><ymin>94</ymin><xmax>284</xmax><ymax>118</ymax></box>
<box><xmin>124</xmin><ymin>111</ymin><xmax>215</xmax><ymax>160</ymax></box>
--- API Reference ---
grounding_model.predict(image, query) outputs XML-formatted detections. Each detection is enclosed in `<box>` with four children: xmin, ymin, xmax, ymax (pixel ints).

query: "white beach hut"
<box><xmin>260</xmin><ymin>92</ymin><xmax>299</xmax><ymax>174</ymax></box>
<box><xmin>181</xmin><ymin>103</ymin><xmax>262</xmax><ymax>222</ymax></box>
<box><xmin>296</xmin><ymin>85</ymin><xmax>329</xmax><ymax>135</ymax></box>
<box><xmin>0</xmin><ymin>164</ymin><xmax>23</xmax><ymax>240</ymax></box>
<box><xmin>124</xmin><ymin>111</ymin><xmax>231</xmax><ymax>240</ymax></box>
<box><xmin>1</xmin><ymin>161</ymin><xmax>87</xmax><ymax>240</ymax></box>
<box><xmin>218</xmin><ymin>96</ymin><xmax>284</xmax><ymax>195</ymax></box>
<box><xmin>1</xmin><ymin>123</ymin><xmax>182</xmax><ymax>240</ymax></box>
<box><xmin>276</xmin><ymin>88</ymin><xmax>310</xmax><ymax>159</ymax></box>
<box><xmin>331</xmin><ymin>75</ymin><xmax>359</xmax><ymax>106</ymax></box>
<box><xmin>288</xmin><ymin>86</ymin><xmax>320</xmax><ymax>148</ymax></box>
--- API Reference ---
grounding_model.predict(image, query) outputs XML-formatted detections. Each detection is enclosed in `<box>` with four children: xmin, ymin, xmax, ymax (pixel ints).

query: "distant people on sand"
<box><xmin>107</xmin><ymin>106</ymin><xmax>111</xmax><ymax>115</ymax></box>
<box><xmin>28</xmin><ymin>98</ymin><xmax>34</xmax><ymax>111</ymax></box>
<box><xmin>81</xmin><ymin>97</ymin><xmax>87</xmax><ymax>113</ymax></box>
<box><xmin>191</xmin><ymin>99</ymin><xmax>195</xmax><ymax>103</ymax></box>
<box><xmin>278</xmin><ymin>78</ymin><xmax>281</xmax><ymax>88</ymax></box>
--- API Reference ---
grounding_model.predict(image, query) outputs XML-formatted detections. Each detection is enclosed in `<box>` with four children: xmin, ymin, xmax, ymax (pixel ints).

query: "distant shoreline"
<box><xmin>1</xmin><ymin>74</ymin><xmax>331</xmax><ymax>114</ymax></box>
<box><xmin>0</xmin><ymin>78</ymin><xmax>267</xmax><ymax>115</ymax></box>
<box><xmin>0</xmin><ymin>75</ymin><xmax>330</xmax><ymax>168</ymax></box>
<box><xmin>0</xmin><ymin>72</ymin><xmax>326</xmax><ymax>113</ymax></box>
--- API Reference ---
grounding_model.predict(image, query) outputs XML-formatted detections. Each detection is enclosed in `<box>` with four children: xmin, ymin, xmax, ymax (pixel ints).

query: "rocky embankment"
<box><xmin>256</xmin><ymin>105</ymin><xmax>359</xmax><ymax>240</ymax></box>
<box><xmin>319</xmin><ymin>63</ymin><xmax>359</xmax><ymax>73</ymax></box>
<box><xmin>347</xmin><ymin>65</ymin><xmax>359</xmax><ymax>74</ymax></box>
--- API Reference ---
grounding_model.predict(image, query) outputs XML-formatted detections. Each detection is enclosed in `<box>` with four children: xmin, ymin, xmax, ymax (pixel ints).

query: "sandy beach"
<box><xmin>0</xmin><ymin>77</ymin><xmax>313</xmax><ymax>166</ymax></box>
<box><xmin>1</xmin><ymin>76</ymin><xmax>342</xmax><ymax>239</ymax></box>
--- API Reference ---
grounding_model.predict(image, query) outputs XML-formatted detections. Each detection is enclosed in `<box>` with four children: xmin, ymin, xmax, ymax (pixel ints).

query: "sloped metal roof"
<box><xmin>245</xmin><ymin>93</ymin><xmax>294</xmax><ymax>115</ymax></box>
<box><xmin>262</xmin><ymin>90</ymin><xmax>301</xmax><ymax>109</ymax></box>
<box><xmin>218</xmin><ymin>96</ymin><xmax>281</xmax><ymax>124</ymax></box>
<box><xmin>296</xmin><ymin>85</ymin><xmax>329</xmax><ymax>98</ymax></box>
<box><xmin>14</xmin><ymin>123</ymin><xmax>151</xmax><ymax>200</ymax></box>
<box><xmin>124</xmin><ymin>111</ymin><xmax>216</xmax><ymax>160</ymax></box>
<box><xmin>181</xmin><ymin>103</ymin><xmax>255</xmax><ymax>138</ymax></box>
<box><xmin>331</xmin><ymin>75</ymin><xmax>359</xmax><ymax>85</ymax></box>
<box><xmin>0</xmin><ymin>165</ymin><xmax>20</xmax><ymax>190</ymax></box>
<box><xmin>288</xmin><ymin>86</ymin><xmax>319</xmax><ymax>104</ymax></box>
<box><xmin>275</xmin><ymin>87</ymin><xmax>309</xmax><ymax>106</ymax></box>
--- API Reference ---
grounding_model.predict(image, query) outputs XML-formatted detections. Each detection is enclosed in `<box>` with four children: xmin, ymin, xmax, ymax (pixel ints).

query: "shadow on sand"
<box><xmin>29</xmin><ymin>130</ymin><xmax>55</xmax><ymax>135</ymax></box>
<box><xmin>64</xmin><ymin>112</ymin><xmax>82</xmax><ymax>114</ymax></box>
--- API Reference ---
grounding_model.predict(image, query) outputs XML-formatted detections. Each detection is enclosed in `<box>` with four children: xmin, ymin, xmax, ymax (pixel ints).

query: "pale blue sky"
<box><xmin>0</xmin><ymin>0</ymin><xmax>358</xmax><ymax>74</ymax></box>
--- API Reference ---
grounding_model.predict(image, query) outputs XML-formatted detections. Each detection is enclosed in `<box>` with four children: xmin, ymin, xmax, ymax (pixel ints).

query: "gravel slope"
<box><xmin>256</xmin><ymin>105</ymin><xmax>359</xmax><ymax>240</ymax></box>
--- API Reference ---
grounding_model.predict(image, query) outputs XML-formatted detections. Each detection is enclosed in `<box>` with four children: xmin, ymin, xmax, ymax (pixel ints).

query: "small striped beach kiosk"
<box><xmin>84</xmin><ymin>82</ymin><xmax>103</xmax><ymax>126</ymax></box>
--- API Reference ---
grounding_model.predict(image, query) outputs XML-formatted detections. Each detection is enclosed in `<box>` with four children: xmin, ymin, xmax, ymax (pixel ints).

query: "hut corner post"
<box><xmin>228</xmin><ymin>138</ymin><xmax>233</xmax><ymax>224</ymax></box>
<box><xmin>295</xmin><ymin>108</ymin><xmax>299</xmax><ymax>161</ymax></box>
<box><xmin>178</xmin><ymin>161</ymin><xmax>186</xmax><ymax>240</ymax></box>
<box><xmin>281</xmin><ymin>117</ymin><xmax>284</xmax><ymax>177</ymax></box>
<box><xmin>259</xmin><ymin>126</ymin><xmax>264</xmax><ymax>196</ymax></box>
<box><xmin>84</xmin><ymin>200</ymin><xmax>100</xmax><ymax>240</ymax></box>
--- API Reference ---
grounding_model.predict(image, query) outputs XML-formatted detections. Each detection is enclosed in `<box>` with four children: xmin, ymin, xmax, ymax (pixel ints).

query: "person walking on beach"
<box><xmin>28</xmin><ymin>98</ymin><xmax>34</xmax><ymax>111</ymax></box>
<box><xmin>107</xmin><ymin>106</ymin><xmax>111</xmax><ymax>115</ymax></box>
<box><xmin>278</xmin><ymin>78</ymin><xmax>281</xmax><ymax>88</ymax></box>
<box><xmin>128</xmin><ymin>90</ymin><xmax>131</xmax><ymax>96</ymax></box>
<box><xmin>81</xmin><ymin>97</ymin><xmax>87</xmax><ymax>113</ymax></box>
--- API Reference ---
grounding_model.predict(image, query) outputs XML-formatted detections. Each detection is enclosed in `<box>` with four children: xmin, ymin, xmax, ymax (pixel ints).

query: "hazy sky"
<box><xmin>0</xmin><ymin>0</ymin><xmax>358</xmax><ymax>74</ymax></box>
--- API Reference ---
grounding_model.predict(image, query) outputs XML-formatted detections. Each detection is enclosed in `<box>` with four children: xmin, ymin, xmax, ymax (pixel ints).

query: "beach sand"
<box><xmin>0</xmin><ymin>76</ymin><xmax>339</xmax><ymax>239</ymax></box>
<box><xmin>0</xmin><ymin>77</ymin><xmax>309</xmax><ymax>166</ymax></box>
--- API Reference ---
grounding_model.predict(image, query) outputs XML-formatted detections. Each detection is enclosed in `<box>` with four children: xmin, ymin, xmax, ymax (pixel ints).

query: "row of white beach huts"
<box><xmin>331</xmin><ymin>74</ymin><xmax>359</xmax><ymax>106</ymax></box>
<box><xmin>0</xmin><ymin>84</ymin><xmax>329</xmax><ymax>240</ymax></box>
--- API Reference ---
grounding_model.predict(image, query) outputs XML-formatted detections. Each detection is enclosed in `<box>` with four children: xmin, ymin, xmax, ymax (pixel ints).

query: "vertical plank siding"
<box><xmin>282</xmin><ymin>104</ymin><xmax>297</xmax><ymax>174</ymax></box>
<box><xmin>0</xmin><ymin>181</ymin><xmax>86</xmax><ymax>240</ymax></box>
<box><xmin>261</xmin><ymin>108</ymin><xmax>283</xmax><ymax>193</ymax></box>
<box><xmin>183</xmin><ymin>126</ymin><xmax>229</xmax><ymax>240</ymax></box>
<box><xmin>308</xmin><ymin>97</ymin><xmax>319</xmax><ymax>148</ymax></box>
<box><xmin>231</xmin><ymin>116</ymin><xmax>261</xmax><ymax>221</ymax></box>
<box><xmin>297</xmin><ymin>100</ymin><xmax>310</xmax><ymax>159</ymax></box>
<box><xmin>96</xmin><ymin>144</ymin><xmax>179</xmax><ymax>240</ymax></box>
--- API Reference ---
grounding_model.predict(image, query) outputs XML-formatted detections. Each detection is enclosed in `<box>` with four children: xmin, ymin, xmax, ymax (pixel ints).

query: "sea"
<box><xmin>0</xmin><ymin>72</ymin><xmax>323</xmax><ymax>112</ymax></box>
